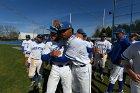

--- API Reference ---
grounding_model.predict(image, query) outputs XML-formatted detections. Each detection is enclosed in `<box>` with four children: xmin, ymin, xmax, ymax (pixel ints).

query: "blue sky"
<box><xmin>0</xmin><ymin>0</ymin><xmax>140</xmax><ymax>36</ymax></box>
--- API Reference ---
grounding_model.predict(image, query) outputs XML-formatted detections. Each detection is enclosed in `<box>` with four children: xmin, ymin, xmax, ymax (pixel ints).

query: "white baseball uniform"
<box><xmin>122</xmin><ymin>42</ymin><xmax>140</xmax><ymax>93</ymax></box>
<box><xmin>27</xmin><ymin>41</ymin><xmax>45</xmax><ymax>78</ymax></box>
<box><xmin>94</xmin><ymin>40</ymin><xmax>112</xmax><ymax>68</ymax></box>
<box><xmin>65</xmin><ymin>35</ymin><xmax>92</xmax><ymax>93</ymax></box>
<box><xmin>22</xmin><ymin>39</ymin><xmax>32</xmax><ymax>57</ymax></box>
<box><xmin>42</xmin><ymin>39</ymin><xmax>72</xmax><ymax>93</ymax></box>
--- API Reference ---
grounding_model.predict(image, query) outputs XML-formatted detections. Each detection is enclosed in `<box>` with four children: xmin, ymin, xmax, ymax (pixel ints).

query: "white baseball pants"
<box><xmin>72</xmin><ymin>64</ymin><xmax>92</xmax><ymax>93</ymax></box>
<box><xmin>94</xmin><ymin>53</ymin><xmax>107</xmax><ymax>68</ymax></box>
<box><xmin>46</xmin><ymin>65</ymin><xmax>72</xmax><ymax>93</ymax></box>
<box><xmin>28</xmin><ymin>59</ymin><xmax>42</xmax><ymax>78</ymax></box>
<box><xmin>109</xmin><ymin>65</ymin><xmax>124</xmax><ymax>84</ymax></box>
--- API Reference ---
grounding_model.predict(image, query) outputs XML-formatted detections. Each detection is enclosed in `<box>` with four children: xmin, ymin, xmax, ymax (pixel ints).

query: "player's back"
<box><xmin>66</xmin><ymin>36</ymin><xmax>90</xmax><ymax>65</ymax></box>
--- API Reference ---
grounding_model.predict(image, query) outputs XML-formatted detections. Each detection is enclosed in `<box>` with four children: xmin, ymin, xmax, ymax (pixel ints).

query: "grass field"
<box><xmin>0</xmin><ymin>44</ymin><xmax>130</xmax><ymax>93</ymax></box>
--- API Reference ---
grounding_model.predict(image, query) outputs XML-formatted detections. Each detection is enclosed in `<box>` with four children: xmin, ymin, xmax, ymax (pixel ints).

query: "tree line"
<box><xmin>93</xmin><ymin>19</ymin><xmax>140</xmax><ymax>37</ymax></box>
<box><xmin>0</xmin><ymin>25</ymin><xmax>19</xmax><ymax>41</ymax></box>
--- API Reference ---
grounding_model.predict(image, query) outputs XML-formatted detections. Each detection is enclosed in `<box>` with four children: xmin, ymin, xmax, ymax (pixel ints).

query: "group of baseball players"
<box><xmin>21</xmin><ymin>20</ymin><xmax>140</xmax><ymax>93</ymax></box>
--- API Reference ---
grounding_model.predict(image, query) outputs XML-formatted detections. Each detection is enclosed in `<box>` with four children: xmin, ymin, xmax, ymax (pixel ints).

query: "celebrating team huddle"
<box><xmin>22</xmin><ymin>20</ymin><xmax>140</xmax><ymax>93</ymax></box>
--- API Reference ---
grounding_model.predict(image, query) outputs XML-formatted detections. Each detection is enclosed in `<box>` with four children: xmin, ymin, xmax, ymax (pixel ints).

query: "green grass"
<box><xmin>92</xmin><ymin>66</ymin><xmax>130</xmax><ymax>93</ymax></box>
<box><xmin>0</xmin><ymin>44</ymin><xmax>130</xmax><ymax>93</ymax></box>
<box><xmin>0</xmin><ymin>44</ymin><xmax>30</xmax><ymax>93</ymax></box>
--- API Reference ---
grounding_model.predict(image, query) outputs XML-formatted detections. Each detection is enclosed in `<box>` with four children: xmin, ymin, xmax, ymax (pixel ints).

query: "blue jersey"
<box><xmin>42</xmin><ymin>39</ymin><xmax>69</xmax><ymax>65</ymax></box>
<box><xmin>110</xmin><ymin>37</ymin><xmax>130</xmax><ymax>66</ymax></box>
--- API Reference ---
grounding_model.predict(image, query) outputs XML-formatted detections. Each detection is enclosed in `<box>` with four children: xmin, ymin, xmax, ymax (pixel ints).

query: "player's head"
<box><xmin>59</xmin><ymin>21</ymin><xmax>73</xmax><ymax>40</ymax></box>
<box><xmin>116</xmin><ymin>28</ymin><xmax>126</xmax><ymax>39</ymax></box>
<box><xmin>76</xmin><ymin>28</ymin><xmax>86</xmax><ymax>40</ymax></box>
<box><xmin>100</xmin><ymin>33</ymin><xmax>107</xmax><ymax>41</ymax></box>
<box><xmin>130</xmin><ymin>33</ymin><xmax>139</xmax><ymax>41</ymax></box>
<box><xmin>26</xmin><ymin>35</ymin><xmax>30</xmax><ymax>40</ymax></box>
<box><xmin>36</xmin><ymin>34</ymin><xmax>44</xmax><ymax>43</ymax></box>
<box><xmin>48</xmin><ymin>26</ymin><xmax>59</xmax><ymax>41</ymax></box>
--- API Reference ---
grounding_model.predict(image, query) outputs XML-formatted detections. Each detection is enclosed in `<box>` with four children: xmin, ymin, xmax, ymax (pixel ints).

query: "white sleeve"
<box><xmin>42</xmin><ymin>43</ymin><xmax>51</xmax><ymax>55</ymax></box>
<box><xmin>22</xmin><ymin>41</ymin><xmax>25</xmax><ymax>47</ymax></box>
<box><xmin>86</xmin><ymin>42</ymin><xmax>92</xmax><ymax>48</ymax></box>
<box><xmin>107</xmin><ymin>41</ymin><xmax>112</xmax><ymax>50</ymax></box>
<box><xmin>90</xmin><ymin>42</ymin><xmax>94</xmax><ymax>48</ymax></box>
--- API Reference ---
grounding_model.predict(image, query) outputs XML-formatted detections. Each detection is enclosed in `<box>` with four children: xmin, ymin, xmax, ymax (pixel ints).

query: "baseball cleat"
<box><xmin>118</xmin><ymin>90</ymin><xmax>124</xmax><ymax>93</ymax></box>
<box><xmin>100</xmin><ymin>74</ymin><xmax>104</xmax><ymax>81</ymax></box>
<box><xmin>29</xmin><ymin>81</ymin><xmax>36</xmax><ymax>87</ymax></box>
<box><xmin>37</xmin><ymin>83</ymin><xmax>42</xmax><ymax>90</ymax></box>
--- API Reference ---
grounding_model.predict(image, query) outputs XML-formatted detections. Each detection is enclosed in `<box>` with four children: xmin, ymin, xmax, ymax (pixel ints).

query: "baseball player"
<box><xmin>59</xmin><ymin>22</ymin><xmax>92</xmax><ymax>93</ymax></box>
<box><xmin>26</xmin><ymin>34</ymin><xmax>45</xmax><ymax>90</ymax></box>
<box><xmin>41</xmin><ymin>26</ymin><xmax>72</xmax><ymax>93</ymax></box>
<box><xmin>93</xmin><ymin>33</ymin><xmax>112</xmax><ymax>81</ymax></box>
<box><xmin>107</xmin><ymin>38</ymin><xmax>117</xmax><ymax>77</ymax></box>
<box><xmin>123</xmin><ymin>33</ymin><xmax>139</xmax><ymax>84</ymax></box>
<box><xmin>121</xmin><ymin>42</ymin><xmax>140</xmax><ymax>93</ymax></box>
<box><xmin>76</xmin><ymin>28</ymin><xmax>93</xmax><ymax>62</ymax></box>
<box><xmin>105</xmin><ymin>29</ymin><xmax>131</xmax><ymax>93</ymax></box>
<box><xmin>21</xmin><ymin>35</ymin><xmax>32</xmax><ymax>66</ymax></box>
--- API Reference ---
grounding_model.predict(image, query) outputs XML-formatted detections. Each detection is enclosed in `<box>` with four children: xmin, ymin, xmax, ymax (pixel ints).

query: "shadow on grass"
<box><xmin>28</xmin><ymin>86</ymin><xmax>39</xmax><ymax>93</ymax></box>
<box><xmin>91</xmin><ymin>80</ymin><xmax>103</xmax><ymax>93</ymax></box>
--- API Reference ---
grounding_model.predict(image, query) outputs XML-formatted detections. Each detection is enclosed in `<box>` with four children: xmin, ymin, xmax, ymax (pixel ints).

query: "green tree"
<box><xmin>93</xmin><ymin>28</ymin><xmax>100</xmax><ymax>37</ymax></box>
<box><xmin>135</xmin><ymin>20</ymin><xmax>140</xmax><ymax>32</ymax></box>
<box><xmin>106</xmin><ymin>26</ymin><xmax>112</xmax><ymax>37</ymax></box>
<box><xmin>100</xmin><ymin>28</ymin><xmax>106</xmax><ymax>34</ymax></box>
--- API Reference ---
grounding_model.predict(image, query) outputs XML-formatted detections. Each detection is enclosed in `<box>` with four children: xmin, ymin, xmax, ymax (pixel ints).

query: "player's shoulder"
<box><xmin>131</xmin><ymin>42</ymin><xmax>140</xmax><ymax>47</ymax></box>
<box><xmin>105</xmin><ymin>40</ymin><xmax>112</xmax><ymax>44</ymax></box>
<box><xmin>28</xmin><ymin>40</ymin><xmax>32</xmax><ymax>43</ymax></box>
<box><xmin>45</xmin><ymin>40</ymin><xmax>53</xmax><ymax>46</ymax></box>
<box><xmin>121</xmin><ymin>37</ymin><xmax>129</xmax><ymax>42</ymax></box>
<box><xmin>22</xmin><ymin>40</ymin><xmax>26</xmax><ymax>43</ymax></box>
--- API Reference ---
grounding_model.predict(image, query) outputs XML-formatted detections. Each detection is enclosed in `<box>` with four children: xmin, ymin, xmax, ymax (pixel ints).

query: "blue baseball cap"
<box><xmin>47</xmin><ymin>26</ymin><xmax>58</xmax><ymax>33</ymax></box>
<box><xmin>77</xmin><ymin>28</ymin><xmax>85</xmax><ymax>34</ymax></box>
<box><xmin>83</xmin><ymin>33</ymin><xmax>87</xmax><ymax>37</ymax></box>
<box><xmin>116</xmin><ymin>28</ymin><xmax>126</xmax><ymax>34</ymax></box>
<box><xmin>59</xmin><ymin>21</ymin><xmax>72</xmax><ymax>31</ymax></box>
<box><xmin>37</xmin><ymin>34</ymin><xmax>44</xmax><ymax>38</ymax></box>
<box><xmin>77</xmin><ymin>28</ymin><xmax>87</xmax><ymax>37</ymax></box>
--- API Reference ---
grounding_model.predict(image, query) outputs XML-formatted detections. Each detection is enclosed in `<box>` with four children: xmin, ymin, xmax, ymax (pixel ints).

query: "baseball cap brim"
<box><xmin>47</xmin><ymin>29</ymin><xmax>57</xmax><ymax>33</ymax></box>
